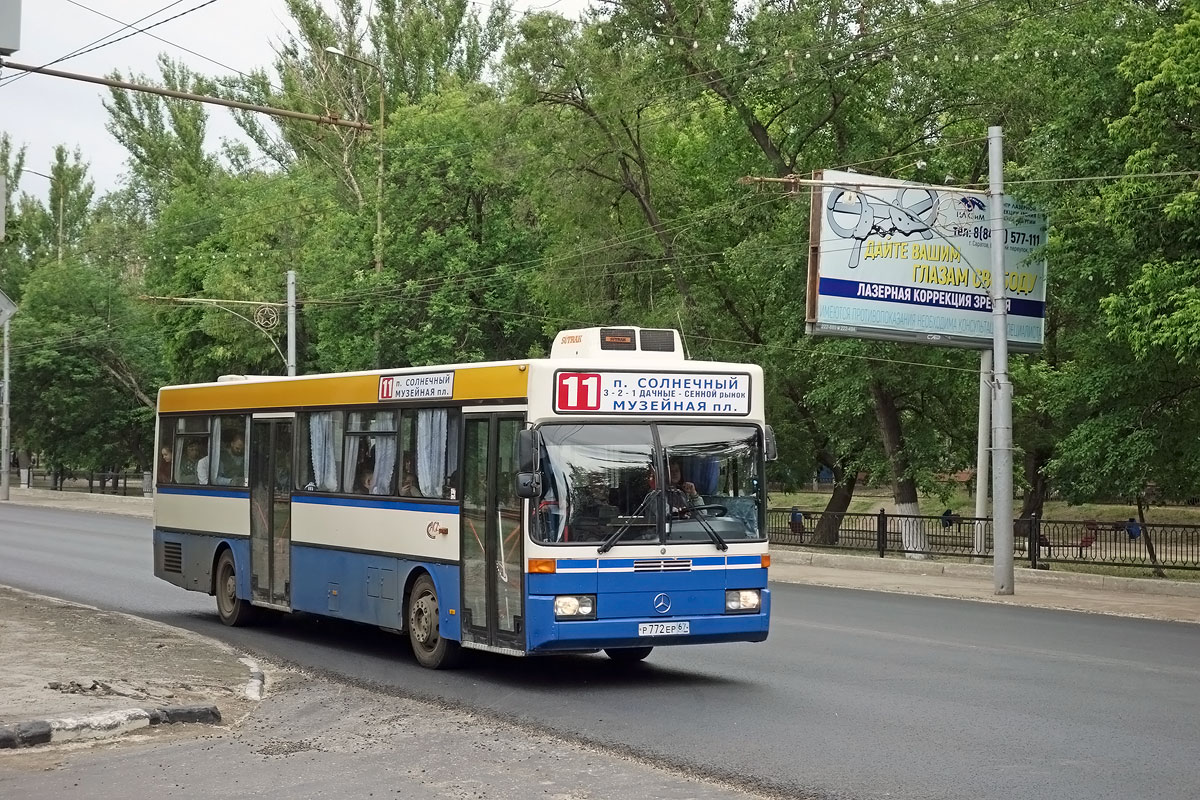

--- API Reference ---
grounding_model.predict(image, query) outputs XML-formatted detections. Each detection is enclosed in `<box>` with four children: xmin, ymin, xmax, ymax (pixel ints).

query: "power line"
<box><xmin>0</xmin><ymin>0</ymin><xmax>195</xmax><ymax>89</ymax></box>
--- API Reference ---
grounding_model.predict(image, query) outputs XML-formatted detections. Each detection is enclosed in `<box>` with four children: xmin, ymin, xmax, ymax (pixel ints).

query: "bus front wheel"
<box><xmin>407</xmin><ymin>574</ymin><xmax>462</xmax><ymax>669</ymax></box>
<box><xmin>605</xmin><ymin>646</ymin><xmax>653</xmax><ymax>663</ymax></box>
<box><xmin>214</xmin><ymin>550</ymin><xmax>256</xmax><ymax>627</ymax></box>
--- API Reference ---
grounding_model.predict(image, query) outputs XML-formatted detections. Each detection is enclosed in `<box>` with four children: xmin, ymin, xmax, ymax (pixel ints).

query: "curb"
<box><xmin>769</xmin><ymin>547</ymin><xmax>1200</xmax><ymax>598</ymax></box>
<box><xmin>240</xmin><ymin>657</ymin><xmax>266</xmax><ymax>701</ymax></box>
<box><xmin>0</xmin><ymin>705</ymin><xmax>221</xmax><ymax>750</ymax></box>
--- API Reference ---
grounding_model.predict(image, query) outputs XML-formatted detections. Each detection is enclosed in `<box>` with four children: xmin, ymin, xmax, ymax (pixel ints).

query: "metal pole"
<box><xmin>57</xmin><ymin>191</ymin><xmax>63</xmax><ymax>264</ymax></box>
<box><xmin>0</xmin><ymin>60</ymin><xmax>373</xmax><ymax>131</ymax></box>
<box><xmin>375</xmin><ymin>81</ymin><xmax>385</xmax><ymax>274</ymax></box>
<box><xmin>988</xmin><ymin>126</ymin><xmax>1014</xmax><ymax>594</ymax></box>
<box><xmin>2</xmin><ymin>320</ymin><xmax>10</xmax><ymax>501</ymax></box>
<box><xmin>972</xmin><ymin>349</ymin><xmax>992</xmax><ymax>563</ymax></box>
<box><xmin>286</xmin><ymin>270</ymin><xmax>297</xmax><ymax>377</ymax></box>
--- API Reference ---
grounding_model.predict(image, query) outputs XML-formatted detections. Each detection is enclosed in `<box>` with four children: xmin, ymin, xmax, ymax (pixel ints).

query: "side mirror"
<box><xmin>515</xmin><ymin>471</ymin><xmax>542</xmax><ymax>499</ymax></box>
<box><xmin>764</xmin><ymin>425</ymin><xmax>778</xmax><ymax>462</ymax></box>
<box><xmin>518</xmin><ymin>428</ymin><xmax>541</xmax><ymax>473</ymax></box>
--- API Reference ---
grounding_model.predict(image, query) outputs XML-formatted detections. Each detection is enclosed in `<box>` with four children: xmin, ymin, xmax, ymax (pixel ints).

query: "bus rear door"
<box><xmin>249</xmin><ymin>415</ymin><xmax>293</xmax><ymax>610</ymax></box>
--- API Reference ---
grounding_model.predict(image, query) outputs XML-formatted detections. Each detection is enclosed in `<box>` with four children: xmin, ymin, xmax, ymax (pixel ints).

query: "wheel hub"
<box><xmin>412</xmin><ymin>595</ymin><xmax>437</xmax><ymax>646</ymax></box>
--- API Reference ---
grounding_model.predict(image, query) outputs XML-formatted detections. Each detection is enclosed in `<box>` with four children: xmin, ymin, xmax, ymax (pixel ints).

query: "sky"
<box><xmin>1</xmin><ymin>0</ymin><xmax>311</xmax><ymax>201</ymax></box>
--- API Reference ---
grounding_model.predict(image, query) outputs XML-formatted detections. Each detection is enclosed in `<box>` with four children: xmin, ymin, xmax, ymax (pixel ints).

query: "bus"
<box><xmin>152</xmin><ymin>326</ymin><xmax>773</xmax><ymax>668</ymax></box>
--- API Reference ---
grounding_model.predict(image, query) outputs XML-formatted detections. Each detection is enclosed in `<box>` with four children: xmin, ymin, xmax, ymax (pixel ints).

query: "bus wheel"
<box><xmin>407</xmin><ymin>574</ymin><xmax>462</xmax><ymax>669</ymax></box>
<box><xmin>215</xmin><ymin>550</ymin><xmax>256</xmax><ymax>627</ymax></box>
<box><xmin>604</xmin><ymin>647</ymin><xmax>653</xmax><ymax>663</ymax></box>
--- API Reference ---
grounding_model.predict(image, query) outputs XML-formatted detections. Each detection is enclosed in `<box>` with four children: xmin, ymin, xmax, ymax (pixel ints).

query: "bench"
<box><xmin>1038</xmin><ymin>530</ymin><xmax>1096</xmax><ymax>558</ymax></box>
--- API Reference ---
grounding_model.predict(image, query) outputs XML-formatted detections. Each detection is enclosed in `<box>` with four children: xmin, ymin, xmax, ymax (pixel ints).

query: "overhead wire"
<box><xmin>0</xmin><ymin>0</ymin><xmax>217</xmax><ymax>89</ymax></box>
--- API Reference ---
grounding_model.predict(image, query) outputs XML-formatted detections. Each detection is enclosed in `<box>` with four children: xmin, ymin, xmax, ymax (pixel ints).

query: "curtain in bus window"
<box><xmin>445</xmin><ymin>413</ymin><xmax>460</xmax><ymax>495</ymax></box>
<box><xmin>370</xmin><ymin>414</ymin><xmax>397</xmax><ymax>495</ymax></box>
<box><xmin>308</xmin><ymin>412</ymin><xmax>339</xmax><ymax>491</ymax></box>
<box><xmin>199</xmin><ymin>416</ymin><xmax>220</xmax><ymax>485</ymax></box>
<box><xmin>692</xmin><ymin>458</ymin><xmax>719</xmax><ymax>495</ymax></box>
<box><xmin>343</xmin><ymin>435</ymin><xmax>361</xmax><ymax>492</ymax></box>
<box><xmin>416</xmin><ymin>408</ymin><xmax>446</xmax><ymax>498</ymax></box>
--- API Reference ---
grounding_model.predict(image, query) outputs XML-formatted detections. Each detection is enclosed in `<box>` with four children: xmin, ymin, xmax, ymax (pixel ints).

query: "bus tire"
<box><xmin>214</xmin><ymin>549</ymin><xmax>257</xmax><ymax>627</ymax></box>
<box><xmin>407</xmin><ymin>574</ymin><xmax>462</xmax><ymax>669</ymax></box>
<box><xmin>604</xmin><ymin>646</ymin><xmax>653</xmax><ymax>663</ymax></box>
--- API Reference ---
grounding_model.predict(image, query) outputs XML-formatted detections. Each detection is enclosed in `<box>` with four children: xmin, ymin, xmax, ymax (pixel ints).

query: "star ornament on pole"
<box><xmin>254</xmin><ymin>304</ymin><xmax>280</xmax><ymax>330</ymax></box>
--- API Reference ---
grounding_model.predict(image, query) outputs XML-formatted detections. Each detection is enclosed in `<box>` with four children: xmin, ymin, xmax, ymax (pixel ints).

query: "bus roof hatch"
<box><xmin>550</xmin><ymin>327</ymin><xmax>685</xmax><ymax>361</ymax></box>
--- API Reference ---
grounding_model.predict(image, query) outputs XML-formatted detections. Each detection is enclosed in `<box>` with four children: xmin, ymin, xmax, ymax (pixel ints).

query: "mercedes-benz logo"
<box><xmin>653</xmin><ymin>593</ymin><xmax>671</xmax><ymax>614</ymax></box>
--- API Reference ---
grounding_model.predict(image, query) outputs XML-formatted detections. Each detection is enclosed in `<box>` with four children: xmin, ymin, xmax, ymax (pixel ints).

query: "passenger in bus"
<box><xmin>178</xmin><ymin>440</ymin><xmax>205</xmax><ymax>484</ymax></box>
<box><xmin>399</xmin><ymin>453</ymin><xmax>422</xmax><ymax>497</ymax></box>
<box><xmin>157</xmin><ymin>446</ymin><xmax>173</xmax><ymax>485</ymax></box>
<box><xmin>214</xmin><ymin>433</ymin><xmax>246</xmax><ymax>486</ymax></box>
<box><xmin>353</xmin><ymin>465</ymin><xmax>375</xmax><ymax>494</ymax></box>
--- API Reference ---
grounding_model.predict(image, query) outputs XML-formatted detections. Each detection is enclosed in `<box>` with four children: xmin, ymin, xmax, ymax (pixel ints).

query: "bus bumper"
<box><xmin>525</xmin><ymin>589</ymin><xmax>770</xmax><ymax>653</ymax></box>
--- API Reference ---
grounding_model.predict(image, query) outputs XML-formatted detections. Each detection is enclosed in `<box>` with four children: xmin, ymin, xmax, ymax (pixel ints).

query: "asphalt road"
<box><xmin>2</xmin><ymin>505</ymin><xmax>1198</xmax><ymax>800</ymax></box>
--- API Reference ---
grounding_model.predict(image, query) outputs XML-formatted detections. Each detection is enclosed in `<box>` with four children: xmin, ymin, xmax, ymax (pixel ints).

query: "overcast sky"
<box><xmin>1</xmin><ymin>1</ymin><xmax>316</xmax><ymax>201</ymax></box>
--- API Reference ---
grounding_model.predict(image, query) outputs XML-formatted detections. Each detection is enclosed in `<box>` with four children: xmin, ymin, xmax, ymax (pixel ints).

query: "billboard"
<box><xmin>806</xmin><ymin>169</ymin><xmax>1048</xmax><ymax>352</ymax></box>
<box><xmin>0</xmin><ymin>0</ymin><xmax>19</xmax><ymax>56</ymax></box>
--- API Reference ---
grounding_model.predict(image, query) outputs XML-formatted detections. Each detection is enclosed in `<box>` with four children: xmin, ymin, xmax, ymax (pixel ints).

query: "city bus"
<box><xmin>152</xmin><ymin>326</ymin><xmax>773</xmax><ymax>668</ymax></box>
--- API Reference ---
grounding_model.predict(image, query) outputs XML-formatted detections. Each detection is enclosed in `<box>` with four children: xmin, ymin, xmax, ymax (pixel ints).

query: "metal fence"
<box><xmin>768</xmin><ymin>509</ymin><xmax>1200</xmax><ymax>571</ymax></box>
<box><xmin>8</xmin><ymin>468</ymin><xmax>149</xmax><ymax>497</ymax></box>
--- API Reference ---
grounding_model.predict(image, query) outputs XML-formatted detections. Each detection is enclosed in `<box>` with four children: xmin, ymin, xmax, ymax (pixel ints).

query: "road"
<box><xmin>2</xmin><ymin>505</ymin><xmax>1198</xmax><ymax>800</ymax></box>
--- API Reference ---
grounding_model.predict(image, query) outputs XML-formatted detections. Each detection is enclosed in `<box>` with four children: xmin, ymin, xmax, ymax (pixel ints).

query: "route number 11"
<box><xmin>557</xmin><ymin>373</ymin><xmax>602</xmax><ymax>411</ymax></box>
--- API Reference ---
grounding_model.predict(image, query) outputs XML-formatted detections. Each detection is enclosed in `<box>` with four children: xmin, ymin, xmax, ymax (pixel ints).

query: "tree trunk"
<box><xmin>812</xmin><ymin>464</ymin><xmax>856</xmax><ymax>545</ymax></box>
<box><xmin>870</xmin><ymin>381</ymin><xmax>927</xmax><ymax>558</ymax></box>
<box><xmin>1016</xmin><ymin>446</ymin><xmax>1051</xmax><ymax>545</ymax></box>
<box><xmin>1137</xmin><ymin>494</ymin><xmax>1168</xmax><ymax>579</ymax></box>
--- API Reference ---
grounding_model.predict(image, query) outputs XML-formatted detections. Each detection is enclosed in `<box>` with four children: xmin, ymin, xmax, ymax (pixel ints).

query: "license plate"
<box><xmin>638</xmin><ymin>621</ymin><xmax>690</xmax><ymax>637</ymax></box>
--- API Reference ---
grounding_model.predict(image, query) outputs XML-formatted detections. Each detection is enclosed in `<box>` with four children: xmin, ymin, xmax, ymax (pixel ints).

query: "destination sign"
<box><xmin>553</xmin><ymin>371</ymin><xmax>751</xmax><ymax>416</ymax></box>
<box><xmin>378</xmin><ymin>371</ymin><xmax>454</xmax><ymax>401</ymax></box>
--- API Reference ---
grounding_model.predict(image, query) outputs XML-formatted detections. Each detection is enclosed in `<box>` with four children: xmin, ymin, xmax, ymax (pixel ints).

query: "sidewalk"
<box><xmin>0</xmin><ymin>586</ymin><xmax>259</xmax><ymax>749</ymax></box>
<box><xmin>769</xmin><ymin>548</ymin><xmax>1200</xmax><ymax>624</ymax></box>
<box><xmin>3</xmin><ymin>487</ymin><xmax>151</xmax><ymax>518</ymax></box>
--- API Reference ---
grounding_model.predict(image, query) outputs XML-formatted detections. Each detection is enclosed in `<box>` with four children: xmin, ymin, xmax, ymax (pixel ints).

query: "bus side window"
<box><xmin>298</xmin><ymin>411</ymin><xmax>343</xmax><ymax>492</ymax></box>
<box><xmin>405</xmin><ymin>407</ymin><xmax>460</xmax><ymax>499</ymax></box>
<box><xmin>157</xmin><ymin>419</ymin><xmax>175</xmax><ymax>485</ymax></box>
<box><xmin>174</xmin><ymin>417</ymin><xmax>210</xmax><ymax>485</ymax></box>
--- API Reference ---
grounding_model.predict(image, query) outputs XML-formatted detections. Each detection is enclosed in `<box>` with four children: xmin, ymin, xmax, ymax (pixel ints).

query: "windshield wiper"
<box><xmin>598</xmin><ymin>491</ymin><xmax>657</xmax><ymax>554</ymax></box>
<box><xmin>686</xmin><ymin>505</ymin><xmax>729</xmax><ymax>552</ymax></box>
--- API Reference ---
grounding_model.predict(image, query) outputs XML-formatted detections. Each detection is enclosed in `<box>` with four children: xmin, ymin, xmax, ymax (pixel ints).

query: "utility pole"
<box><xmin>988</xmin><ymin>126</ymin><xmax>1015</xmax><ymax>595</ymax></box>
<box><xmin>287</xmin><ymin>270</ymin><xmax>297</xmax><ymax>377</ymax></box>
<box><xmin>972</xmin><ymin>350</ymin><xmax>992</xmax><ymax>564</ymax></box>
<box><xmin>0</xmin><ymin>289</ymin><xmax>16</xmax><ymax>502</ymax></box>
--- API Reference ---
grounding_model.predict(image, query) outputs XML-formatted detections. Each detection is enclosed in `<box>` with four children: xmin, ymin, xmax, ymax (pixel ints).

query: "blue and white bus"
<box><xmin>153</xmin><ymin>326</ymin><xmax>773</xmax><ymax>668</ymax></box>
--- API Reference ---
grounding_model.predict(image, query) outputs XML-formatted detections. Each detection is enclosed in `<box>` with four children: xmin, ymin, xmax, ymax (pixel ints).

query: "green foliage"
<box><xmin>4</xmin><ymin>0</ymin><xmax>1197</xmax><ymax>506</ymax></box>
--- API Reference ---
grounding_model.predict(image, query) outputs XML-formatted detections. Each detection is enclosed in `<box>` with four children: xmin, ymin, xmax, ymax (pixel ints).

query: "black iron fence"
<box><xmin>768</xmin><ymin>509</ymin><xmax>1200</xmax><ymax>571</ymax></box>
<box><xmin>8</xmin><ymin>468</ymin><xmax>149</xmax><ymax>497</ymax></box>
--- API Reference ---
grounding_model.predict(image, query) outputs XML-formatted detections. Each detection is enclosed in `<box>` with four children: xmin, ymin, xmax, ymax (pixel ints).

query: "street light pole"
<box><xmin>324</xmin><ymin>46</ymin><xmax>385</xmax><ymax>275</ymax></box>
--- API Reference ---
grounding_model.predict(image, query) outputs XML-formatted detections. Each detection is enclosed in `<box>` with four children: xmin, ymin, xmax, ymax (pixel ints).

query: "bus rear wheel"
<box><xmin>214</xmin><ymin>550</ymin><xmax>257</xmax><ymax>627</ymax></box>
<box><xmin>605</xmin><ymin>646</ymin><xmax>653</xmax><ymax>663</ymax></box>
<box><xmin>407</xmin><ymin>574</ymin><xmax>462</xmax><ymax>669</ymax></box>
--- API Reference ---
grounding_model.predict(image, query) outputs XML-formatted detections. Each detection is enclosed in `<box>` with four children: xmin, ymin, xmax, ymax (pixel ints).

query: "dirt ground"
<box><xmin>0</xmin><ymin>587</ymin><xmax>255</xmax><ymax>726</ymax></box>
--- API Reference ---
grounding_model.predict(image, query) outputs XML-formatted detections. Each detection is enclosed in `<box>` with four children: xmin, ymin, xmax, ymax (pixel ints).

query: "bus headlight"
<box><xmin>555</xmin><ymin>594</ymin><xmax>596</xmax><ymax>620</ymax></box>
<box><xmin>725</xmin><ymin>589</ymin><xmax>761</xmax><ymax>612</ymax></box>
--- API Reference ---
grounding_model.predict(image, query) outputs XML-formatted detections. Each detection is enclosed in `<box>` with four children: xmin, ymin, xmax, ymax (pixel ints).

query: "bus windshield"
<box><xmin>531</xmin><ymin>423</ymin><xmax>765</xmax><ymax>546</ymax></box>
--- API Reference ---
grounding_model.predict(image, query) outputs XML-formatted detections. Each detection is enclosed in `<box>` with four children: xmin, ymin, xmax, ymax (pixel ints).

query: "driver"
<box><xmin>645</xmin><ymin>460</ymin><xmax>700</xmax><ymax>518</ymax></box>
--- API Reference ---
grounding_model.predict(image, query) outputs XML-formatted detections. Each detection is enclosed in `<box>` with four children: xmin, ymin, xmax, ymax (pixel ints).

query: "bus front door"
<box><xmin>460</xmin><ymin>414</ymin><xmax>525</xmax><ymax>653</ymax></box>
<box><xmin>249</xmin><ymin>417</ymin><xmax>293</xmax><ymax>610</ymax></box>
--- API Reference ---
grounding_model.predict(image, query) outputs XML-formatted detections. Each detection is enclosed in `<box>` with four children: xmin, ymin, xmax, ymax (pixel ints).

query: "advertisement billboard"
<box><xmin>806</xmin><ymin>169</ymin><xmax>1048</xmax><ymax>351</ymax></box>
